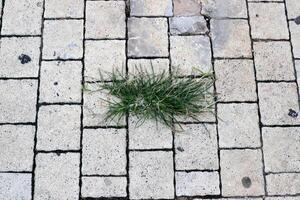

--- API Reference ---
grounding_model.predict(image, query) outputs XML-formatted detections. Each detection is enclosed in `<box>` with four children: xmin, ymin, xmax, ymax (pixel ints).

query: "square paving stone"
<box><xmin>170</xmin><ymin>35</ymin><xmax>212</xmax><ymax>75</ymax></box>
<box><xmin>211</xmin><ymin>19</ymin><xmax>252</xmax><ymax>58</ymax></box>
<box><xmin>43</xmin><ymin>20</ymin><xmax>83</xmax><ymax>59</ymax></box>
<box><xmin>263</xmin><ymin>127</ymin><xmax>300</xmax><ymax>172</ymax></box>
<box><xmin>258</xmin><ymin>82</ymin><xmax>300</xmax><ymax>125</ymax></box>
<box><xmin>0</xmin><ymin>173</ymin><xmax>31</xmax><ymax>200</ymax></box>
<box><xmin>286</xmin><ymin>0</ymin><xmax>300</xmax><ymax>19</ymax></box>
<box><xmin>0</xmin><ymin>125</ymin><xmax>35</xmax><ymax>171</ymax></box>
<box><xmin>0</xmin><ymin>37</ymin><xmax>41</xmax><ymax>77</ymax></box>
<box><xmin>82</xmin><ymin>128</ymin><xmax>126</xmax><ymax>175</ymax></box>
<box><xmin>218</xmin><ymin>103</ymin><xmax>260</xmax><ymax>148</ymax></box>
<box><xmin>86</xmin><ymin>1</ymin><xmax>125</xmax><ymax>39</ymax></box>
<box><xmin>130</xmin><ymin>0</ymin><xmax>172</xmax><ymax>16</ymax></box>
<box><xmin>175</xmin><ymin>124</ymin><xmax>218</xmax><ymax>170</ymax></box>
<box><xmin>81</xmin><ymin>177</ymin><xmax>127</xmax><ymax>198</ymax></box>
<box><xmin>128</xmin><ymin>58</ymin><xmax>169</xmax><ymax>75</ymax></box>
<box><xmin>173</xmin><ymin>0</ymin><xmax>202</xmax><ymax>16</ymax></box>
<box><xmin>202</xmin><ymin>0</ymin><xmax>247</xmax><ymax>18</ymax></box>
<box><xmin>129</xmin><ymin>151</ymin><xmax>174</xmax><ymax>199</ymax></box>
<box><xmin>34</xmin><ymin>153</ymin><xmax>80</xmax><ymax>200</ymax></box>
<box><xmin>128</xmin><ymin>17</ymin><xmax>168</xmax><ymax>57</ymax></box>
<box><xmin>39</xmin><ymin>61</ymin><xmax>82</xmax><ymax>103</ymax></box>
<box><xmin>84</xmin><ymin>40</ymin><xmax>125</xmax><ymax>81</ymax></box>
<box><xmin>0</xmin><ymin>80</ymin><xmax>37</xmax><ymax>123</ymax></box>
<box><xmin>220</xmin><ymin>149</ymin><xmax>265</xmax><ymax>196</ymax></box>
<box><xmin>176</xmin><ymin>171</ymin><xmax>220</xmax><ymax>196</ymax></box>
<box><xmin>129</xmin><ymin>117</ymin><xmax>172</xmax><ymax>150</ymax></box>
<box><xmin>249</xmin><ymin>3</ymin><xmax>289</xmax><ymax>39</ymax></box>
<box><xmin>45</xmin><ymin>0</ymin><xmax>84</xmax><ymax>18</ymax></box>
<box><xmin>215</xmin><ymin>59</ymin><xmax>256</xmax><ymax>101</ymax></box>
<box><xmin>37</xmin><ymin>105</ymin><xmax>81</xmax><ymax>151</ymax></box>
<box><xmin>253</xmin><ymin>41</ymin><xmax>295</xmax><ymax>81</ymax></box>
<box><xmin>290</xmin><ymin>21</ymin><xmax>300</xmax><ymax>58</ymax></box>
<box><xmin>1</xmin><ymin>0</ymin><xmax>43</xmax><ymax>35</ymax></box>
<box><xmin>266</xmin><ymin>173</ymin><xmax>300</xmax><ymax>195</ymax></box>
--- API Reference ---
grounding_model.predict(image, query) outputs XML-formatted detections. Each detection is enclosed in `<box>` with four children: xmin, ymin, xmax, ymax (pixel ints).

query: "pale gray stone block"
<box><xmin>130</xmin><ymin>0</ymin><xmax>173</xmax><ymax>16</ymax></box>
<box><xmin>45</xmin><ymin>0</ymin><xmax>84</xmax><ymax>18</ymax></box>
<box><xmin>266</xmin><ymin>173</ymin><xmax>300</xmax><ymax>195</ymax></box>
<box><xmin>170</xmin><ymin>16</ymin><xmax>208</xmax><ymax>35</ymax></box>
<box><xmin>128</xmin><ymin>59</ymin><xmax>169</xmax><ymax>75</ymax></box>
<box><xmin>290</xmin><ymin>21</ymin><xmax>300</xmax><ymax>58</ymax></box>
<box><xmin>286</xmin><ymin>0</ymin><xmax>300</xmax><ymax>19</ymax></box>
<box><xmin>203</xmin><ymin>0</ymin><xmax>247</xmax><ymax>18</ymax></box>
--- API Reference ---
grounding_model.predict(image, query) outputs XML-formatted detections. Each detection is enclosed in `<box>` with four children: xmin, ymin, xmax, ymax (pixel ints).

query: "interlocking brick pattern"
<box><xmin>0</xmin><ymin>0</ymin><xmax>300</xmax><ymax>199</ymax></box>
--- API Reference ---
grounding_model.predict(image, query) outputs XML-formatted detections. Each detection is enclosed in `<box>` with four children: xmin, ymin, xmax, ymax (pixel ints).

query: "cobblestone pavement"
<box><xmin>0</xmin><ymin>0</ymin><xmax>300</xmax><ymax>199</ymax></box>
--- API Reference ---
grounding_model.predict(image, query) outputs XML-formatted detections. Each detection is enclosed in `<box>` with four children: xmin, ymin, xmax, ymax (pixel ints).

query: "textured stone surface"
<box><xmin>296</xmin><ymin>60</ymin><xmax>300</xmax><ymax>89</ymax></box>
<box><xmin>290</xmin><ymin>21</ymin><xmax>300</xmax><ymax>58</ymax></box>
<box><xmin>130</xmin><ymin>0</ymin><xmax>173</xmax><ymax>16</ymax></box>
<box><xmin>128</xmin><ymin>59</ymin><xmax>169</xmax><ymax>75</ymax></box>
<box><xmin>129</xmin><ymin>151</ymin><xmax>174</xmax><ymax>199</ymax></box>
<box><xmin>173</xmin><ymin>0</ymin><xmax>202</xmax><ymax>16</ymax></box>
<box><xmin>45</xmin><ymin>0</ymin><xmax>84</xmax><ymax>18</ymax></box>
<box><xmin>218</xmin><ymin>103</ymin><xmax>260</xmax><ymax>148</ymax></box>
<box><xmin>0</xmin><ymin>125</ymin><xmax>35</xmax><ymax>171</ymax></box>
<box><xmin>0</xmin><ymin>37</ymin><xmax>41</xmax><ymax>77</ymax></box>
<box><xmin>82</xmin><ymin>128</ymin><xmax>126</xmax><ymax>175</ymax></box>
<box><xmin>286</xmin><ymin>0</ymin><xmax>300</xmax><ymax>19</ymax></box>
<box><xmin>170</xmin><ymin>16</ymin><xmax>208</xmax><ymax>35</ymax></box>
<box><xmin>266</xmin><ymin>173</ymin><xmax>300</xmax><ymax>195</ymax></box>
<box><xmin>203</xmin><ymin>0</ymin><xmax>247</xmax><ymax>18</ymax></box>
<box><xmin>0</xmin><ymin>80</ymin><xmax>37</xmax><ymax>123</ymax></box>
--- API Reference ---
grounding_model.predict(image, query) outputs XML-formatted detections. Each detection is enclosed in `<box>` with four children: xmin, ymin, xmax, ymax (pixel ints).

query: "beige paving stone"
<box><xmin>0</xmin><ymin>80</ymin><xmax>37</xmax><ymax>123</ymax></box>
<box><xmin>82</xmin><ymin>128</ymin><xmax>126</xmax><ymax>175</ymax></box>
<box><xmin>176</xmin><ymin>171</ymin><xmax>220</xmax><ymax>196</ymax></box>
<box><xmin>170</xmin><ymin>35</ymin><xmax>212</xmax><ymax>75</ymax></box>
<box><xmin>43</xmin><ymin>20</ymin><xmax>83</xmax><ymax>59</ymax></box>
<box><xmin>0</xmin><ymin>125</ymin><xmax>35</xmax><ymax>171</ymax></box>
<box><xmin>45</xmin><ymin>0</ymin><xmax>84</xmax><ymax>18</ymax></box>
<box><xmin>130</xmin><ymin>0</ymin><xmax>173</xmax><ymax>16</ymax></box>
<box><xmin>290</xmin><ymin>21</ymin><xmax>300</xmax><ymax>58</ymax></box>
<box><xmin>128</xmin><ymin>17</ymin><xmax>168</xmax><ymax>57</ymax></box>
<box><xmin>266</xmin><ymin>173</ymin><xmax>300</xmax><ymax>195</ymax></box>
<box><xmin>218</xmin><ymin>103</ymin><xmax>260</xmax><ymax>148</ymax></box>
<box><xmin>129</xmin><ymin>117</ymin><xmax>172</xmax><ymax>150</ymax></box>
<box><xmin>263</xmin><ymin>127</ymin><xmax>300</xmax><ymax>172</ymax></box>
<box><xmin>170</xmin><ymin>16</ymin><xmax>208</xmax><ymax>35</ymax></box>
<box><xmin>129</xmin><ymin>151</ymin><xmax>174</xmax><ymax>199</ymax></box>
<box><xmin>39</xmin><ymin>61</ymin><xmax>82</xmax><ymax>103</ymax></box>
<box><xmin>81</xmin><ymin>177</ymin><xmax>127</xmax><ymax>198</ymax></box>
<box><xmin>211</xmin><ymin>19</ymin><xmax>252</xmax><ymax>58</ymax></box>
<box><xmin>286</xmin><ymin>0</ymin><xmax>300</xmax><ymax>19</ymax></box>
<box><xmin>34</xmin><ymin>153</ymin><xmax>80</xmax><ymax>200</ymax></box>
<box><xmin>258</xmin><ymin>82</ymin><xmax>300</xmax><ymax>125</ymax></box>
<box><xmin>253</xmin><ymin>41</ymin><xmax>295</xmax><ymax>81</ymax></box>
<box><xmin>215</xmin><ymin>59</ymin><xmax>256</xmax><ymax>101</ymax></box>
<box><xmin>2</xmin><ymin>0</ymin><xmax>43</xmax><ymax>35</ymax></box>
<box><xmin>86</xmin><ymin>1</ymin><xmax>125</xmax><ymax>39</ymax></box>
<box><xmin>37</xmin><ymin>105</ymin><xmax>81</xmax><ymax>151</ymax></box>
<box><xmin>173</xmin><ymin>0</ymin><xmax>202</xmax><ymax>16</ymax></box>
<box><xmin>220</xmin><ymin>149</ymin><xmax>265</xmax><ymax>196</ymax></box>
<box><xmin>0</xmin><ymin>173</ymin><xmax>32</xmax><ymax>200</ymax></box>
<box><xmin>249</xmin><ymin>3</ymin><xmax>289</xmax><ymax>39</ymax></box>
<box><xmin>202</xmin><ymin>0</ymin><xmax>247</xmax><ymax>18</ymax></box>
<box><xmin>84</xmin><ymin>40</ymin><xmax>125</xmax><ymax>81</ymax></box>
<box><xmin>128</xmin><ymin>58</ymin><xmax>169</xmax><ymax>75</ymax></box>
<box><xmin>175</xmin><ymin>124</ymin><xmax>218</xmax><ymax>170</ymax></box>
<box><xmin>0</xmin><ymin>37</ymin><xmax>41</xmax><ymax>77</ymax></box>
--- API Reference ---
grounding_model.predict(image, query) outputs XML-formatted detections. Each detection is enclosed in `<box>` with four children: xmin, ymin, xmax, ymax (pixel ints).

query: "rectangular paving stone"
<box><xmin>263</xmin><ymin>127</ymin><xmax>300</xmax><ymax>172</ymax></box>
<box><xmin>34</xmin><ymin>153</ymin><xmax>80</xmax><ymax>200</ymax></box>
<box><xmin>175</xmin><ymin>124</ymin><xmax>218</xmax><ymax>170</ymax></box>
<box><xmin>128</xmin><ymin>17</ymin><xmax>168</xmax><ymax>57</ymax></box>
<box><xmin>0</xmin><ymin>125</ymin><xmax>35</xmax><ymax>171</ymax></box>
<box><xmin>202</xmin><ymin>0</ymin><xmax>247</xmax><ymax>18</ymax></box>
<box><xmin>211</xmin><ymin>19</ymin><xmax>252</xmax><ymax>58</ymax></box>
<box><xmin>170</xmin><ymin>16</ymin><xmax>208</xmax><ymax>35</ymax></box>
<box><xmin>173</xmin><ymin>0</ymin><xmax>201</xmax><ymax>16</ymax></box>
<box><xmin>1</xmin><ymin>0</ymin><xmax>43</xmax><ymax>35</ymax></box>
<box><xmin>84</xmin><ymin>40</ymin><xmax>125</xmax><ymax>81</ymax></box>
<box><xmin>45</xmin><ymin>0</ymin><xmax>84</xmax><ymax>18</ymax></box>
<box><xmin>290</xmin><ymin>21</ymin><xmax>300</xmax><ymax>58</ymax></box>
<box><xmin>0</xmin><ymin>37</ymin><xmax>41</xmax><ymax>77</ymax></box>
<box><xmin>266</xmin><ymin>197</ymin><xmax>300</xmax><ymax>200</ymax></box>
<box><xmin>39</xmin><ymin>61</ymin><xmax>82</xmax><ymax>103</ymax></box>
<box><xmin>130</xmin><ymin>0</ymin><xmax>172</xmax><ymax>16</ymax></box>
<box><xmin>86</xmin><ymin>1</ymin><xmax>125</xmax><ymax>39</ymax></box>
<box><xmin>248</xmin><ymin>3</ymin><xmax>289</xmax><ymax>39</ymax></box>
<box><xmin>215</xmin><ymin>59</ymin><xmax>257</xmax><ymax>101</ymax></box>
<box><xmin>0</xmin><ymin>80</ymin><xmax>37</xmax><ymax>123</ymax></box>
<box><xmin>170</xmin><ymin>35</ymin><xmax>212</xmax><ymax>75</ymax></box>
<box><xmin>37</xmin><ymin>105</ymin><xmax>81</xmax><ymax>151</ymax></box>
<box><xmin>220</xmin><ymin>149</ymin><xmax>265</xmax><ymax>196</ymax></box>
<box><xmin>0</xmin><ymin>173</ymin><xmax>31</xmax><ymax>200</ymax></box>
<box><xmin>82</xmin><ymin>128</ymin><xmax>126</xmax><ymax>175</ymax></box>
<box><xmin>129</xmin><ymin>151</ymin><xmax>174</xmax><ymax>199</ymax></box>
<box><xmin>129</xmin><ymin>117</ymin><xmax>172</xmax><ymax>150</ymax></box>
<box><xmin>43</xmin><ymin>20</ymin><xmax>83</xmax><ymax>59</ymax></box>
<box><xmin>266</xmin><ymin>173</ymin><xmax>300</xmax><ymax>195</ymax></box>
<box><xmin>81</xmin><ymin>176</ymin><xmax>127</xmax><ymax>198</ymax></box>
<box><xmin>195</xmin><ymin>199</ymin><xmax>263</xmax><ymax>200</ymax></box>
<box><xmin>253</xmin><ymin>41</ymin><xmax>295</xmax><ymax>81</ymax></box>
<box><xmin>218</xmin><ymin>103</ymin><xmax>260</xmax><ymax>148</ymax></box>
<box><xmin>128</xmin><ymin>58</ymin><xmax>169</xmax><ymax>75</ymax></box>
<box><xmin>258</xmin><ymin>82</ymin><xmax>300</xmax><ymax>125</ymax></box>
<box><xmin>176</xmin><ymin>171</ymin><xmax>220</xmax><ymax>196</ymax></box>
<box><xmin>286</xmin><ymin>0</ymin><xmax>300</xmax><ymax>19</ymax></box>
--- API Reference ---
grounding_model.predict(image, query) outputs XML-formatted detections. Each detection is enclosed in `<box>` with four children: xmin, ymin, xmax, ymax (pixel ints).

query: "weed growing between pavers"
<box><xmin>84</xmin><ymin>68</ymin><xmax>216</xmax><ymax>130</ymax></box>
